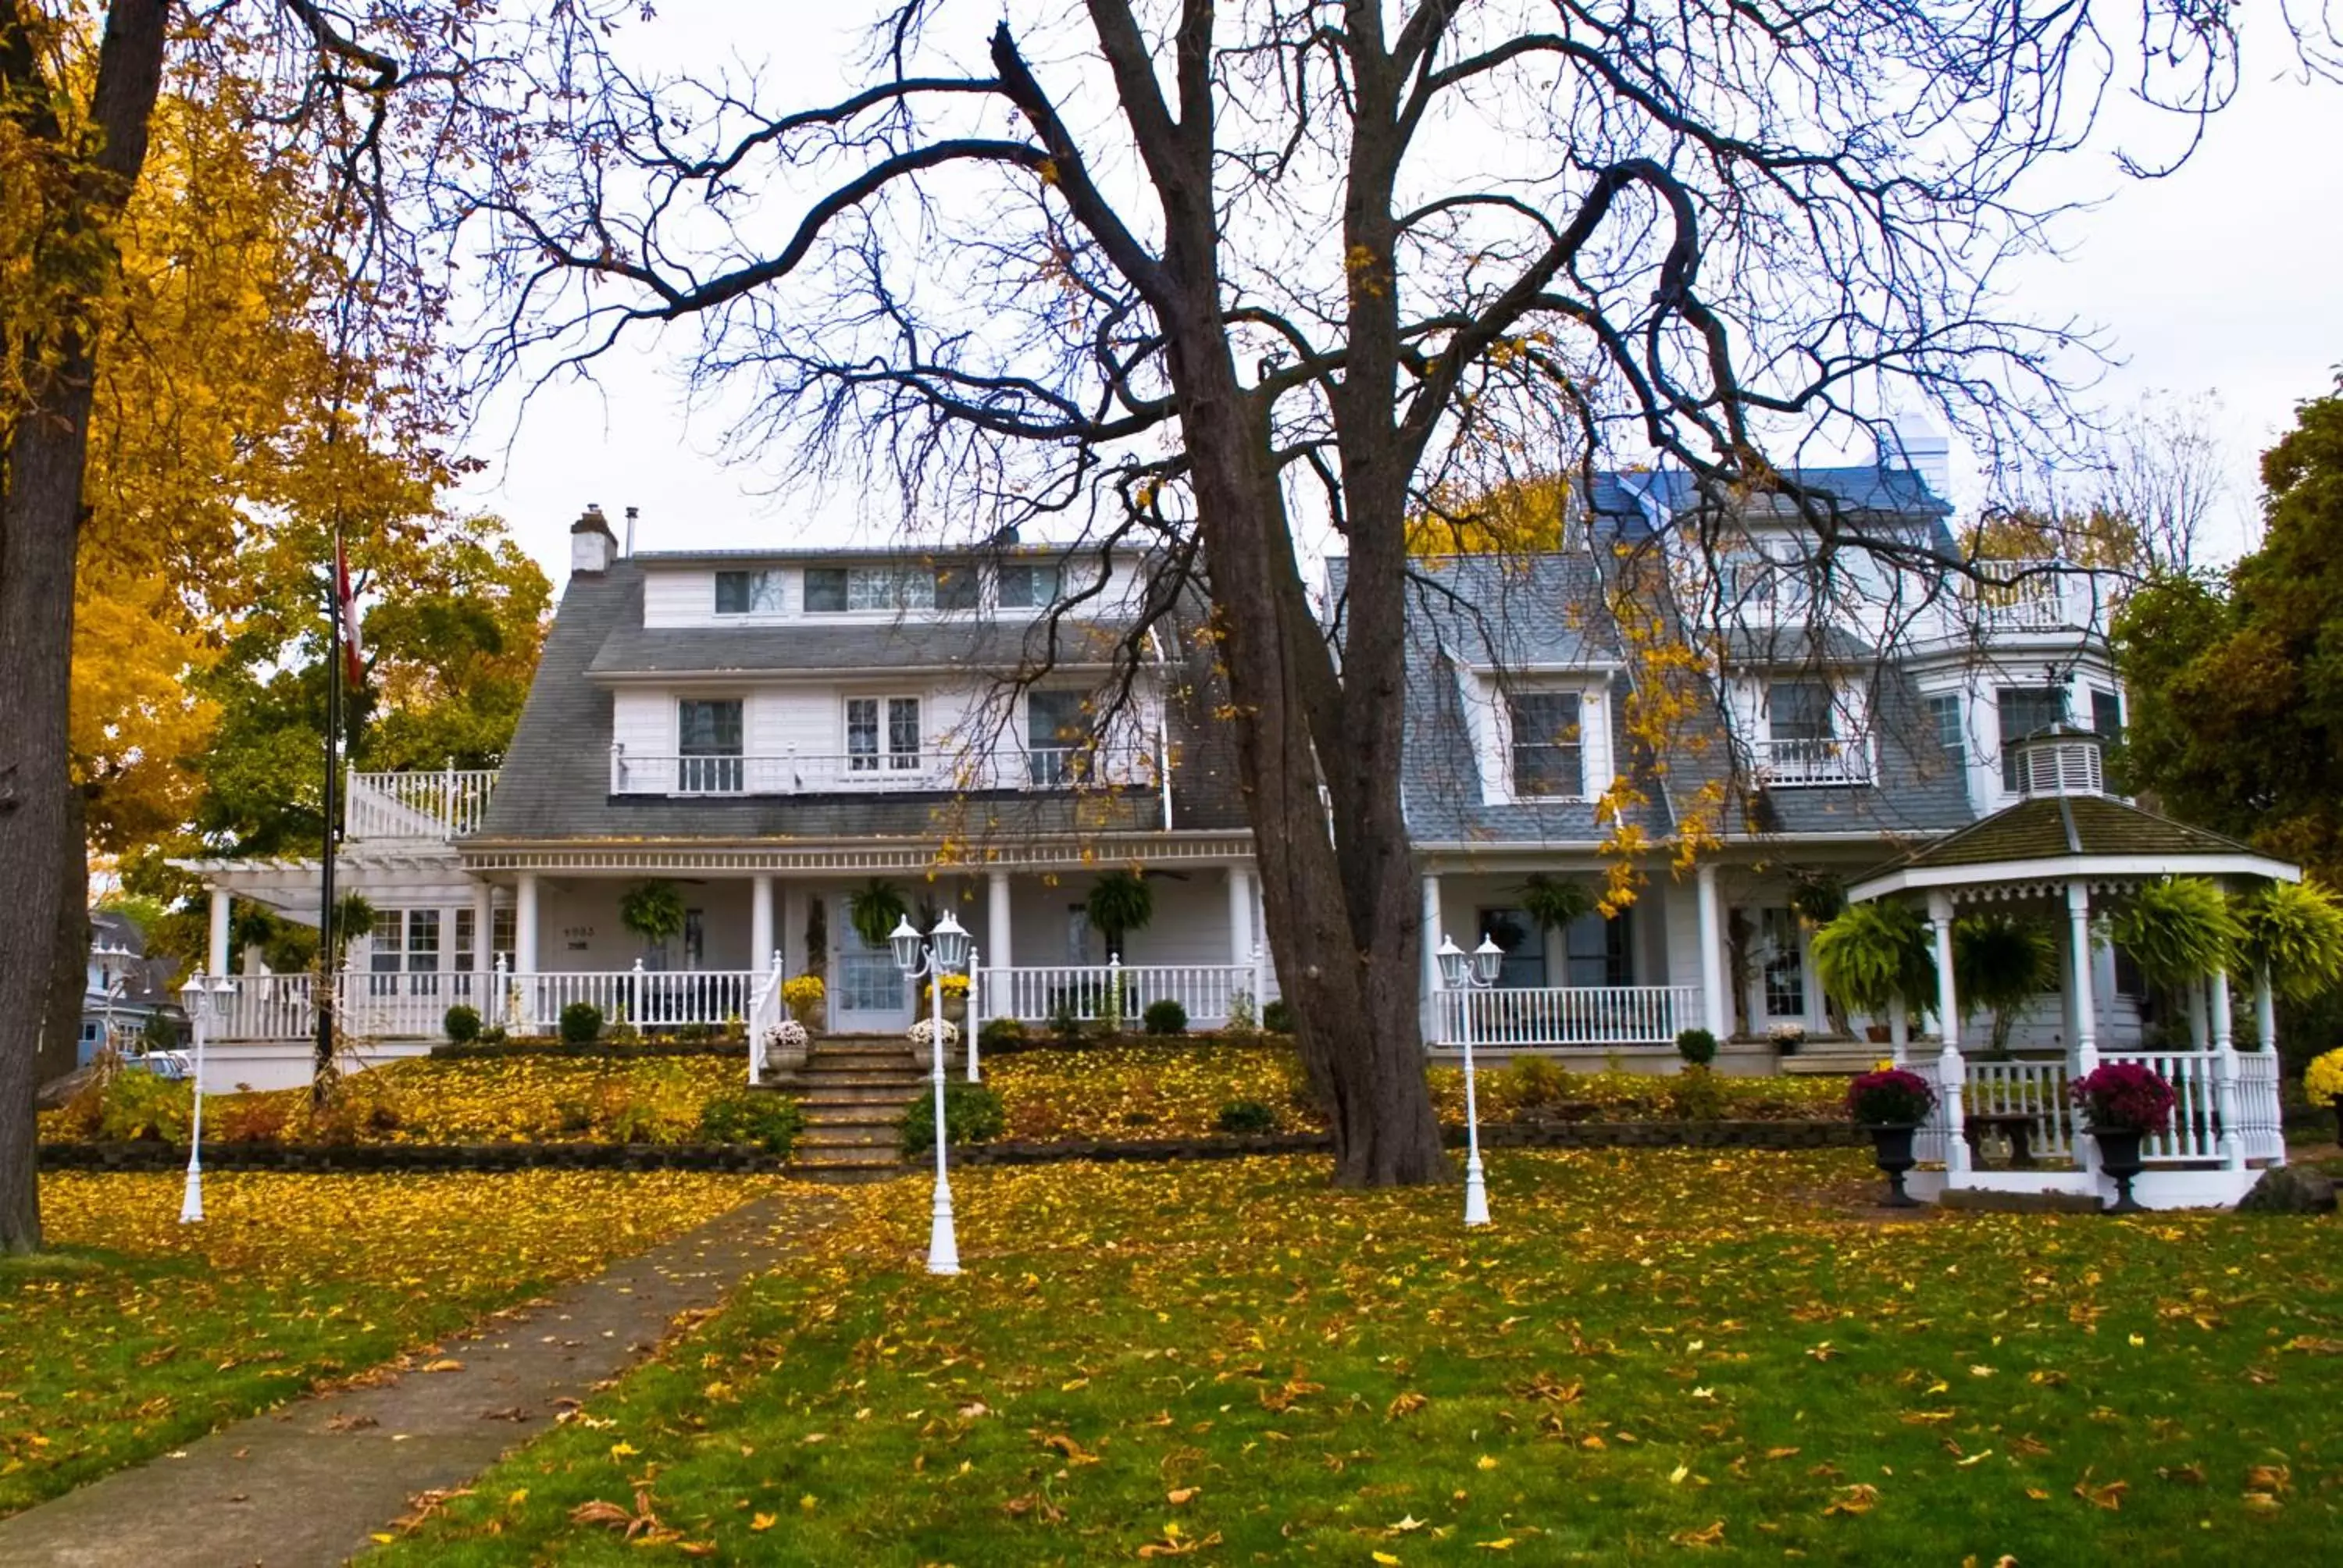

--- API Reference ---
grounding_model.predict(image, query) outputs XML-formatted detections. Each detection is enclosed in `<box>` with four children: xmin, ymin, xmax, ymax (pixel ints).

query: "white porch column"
<box><xmin>1929</xmin><ymin>892</ymin><xmax>1970</xmax><ymax>1178</ymax></box>
<box><xmin>207</xmin><ymin>887</ymin><xmax>232</xmax><ymax>977</ymax></box>
<box><xmin>1227</xmin><ymin>864</ymin><xmax>1255</xmax><ymax>967</ymax></box>
<box><xmin>1887</xmin><ymin>991</ymin><xmax>1909</xmax><ymax>1068</ymax></box>
<box><xmin>987</xmin><ymin>871</ymin><xmax>1014</xmax><ymax>971</ymax></box>
<box><xmin>515</xmin><ymin>872</ymin><xmax>540</xmax><ymax>972</ymax></box>
<box><xmin>470</xmin><ymin>881</ymin><xmax>494</xmax><ymax>999</ymax></box>
<box><xmin>2066</xmin><ymin>881</ymin><xmax>2098</xmax><ymax>1075</ymax></box>
<box><xmin>2255</xmin><ymin>968</ymin><xmax>2277</xmax><ymax>1055</ymax></box>
<box><xmin>1421</xmin><ymin>873</ymin><xmax>1443</xmax><ymax>1042</ymax></box>
<box><xmin>751</xmin><ymin>875</ymin><xmax>776</xmax><ymax>975</ymax></box>
<box><xmin>1696</xmin><ymin>862</ymin><xmax>1729</xmax><ymax>1039</ymax></box>
<box><xmin>2066</xmin><ymin>880</ymin><xmax>2099</xmax><ymax>1181</ymax></box>
<box><xmin>2211</xmin><ymin>968</ymin><xmax>2243</xmax><ymax>1170</ymax></box>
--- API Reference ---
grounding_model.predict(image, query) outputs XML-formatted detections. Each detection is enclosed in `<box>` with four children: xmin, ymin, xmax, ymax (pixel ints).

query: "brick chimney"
<box><xmin>571</xmin><ymin>503</ymin><xmax>618</xmax><ymax>575</ymax></box>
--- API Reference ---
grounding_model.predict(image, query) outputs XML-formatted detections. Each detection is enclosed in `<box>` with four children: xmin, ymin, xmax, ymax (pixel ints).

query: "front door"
<box><xmin>831</xmin><ymin>897</ymin><xmax>913</xmax><ymax>1034</ymax></box>
<box><xmin>1753</xmin><ymin>907</ymin><xmax>1810</xmax><ymax>1030</ymax></box>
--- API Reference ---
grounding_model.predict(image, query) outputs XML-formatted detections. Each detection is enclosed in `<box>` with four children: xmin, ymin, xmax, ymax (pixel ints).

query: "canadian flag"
<box><xmin>334</xmin><ymin>535</ymin><xmax>364</xmax><ymax>688</ymax></box>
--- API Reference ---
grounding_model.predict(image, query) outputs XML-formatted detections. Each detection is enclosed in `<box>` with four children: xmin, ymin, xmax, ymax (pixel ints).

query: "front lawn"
<box><xmin>372</xmin><ymin>1149</ymin><xmax>2340</xmax><ymax>1563</ymax></box>
<box><xmin>0</xmin><ymin>1170</ymin><xmax>765</xmax><ymax>1515</ymax></box>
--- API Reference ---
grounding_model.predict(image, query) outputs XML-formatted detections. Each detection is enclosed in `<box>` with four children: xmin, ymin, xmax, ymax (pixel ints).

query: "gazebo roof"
<box><xmin>1847</xmin><ymin>792</ymin><xmax>2298</xmax><ymax>903</ymax></box>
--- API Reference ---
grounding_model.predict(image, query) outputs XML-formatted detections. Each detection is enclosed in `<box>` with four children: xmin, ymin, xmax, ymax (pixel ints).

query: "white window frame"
<box><xmin>1460</xmin><ymin>670</ymin><xmax>1613</xmax><ymax>805</ymax></box>
<box><xmin>844</xmin><ymin>694</ymin><xmax>923</xmax><ymax>772</ymax></box>
<box><xmin>712</xmin><ymin>569</ymin><xmax>785</xmax><ymax>617</ymax></box>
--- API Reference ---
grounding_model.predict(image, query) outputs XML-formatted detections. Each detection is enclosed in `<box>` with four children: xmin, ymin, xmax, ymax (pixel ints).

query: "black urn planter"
<box><xmin>1866</xmin><ymin>1124</ymin><xmax>1921</xmax><ymax>1207</ymax></box>
<box><xmin>2091</xmin><ymin>1126</ymin><xmax>2149</xmax><ymax>1214</ymax></box>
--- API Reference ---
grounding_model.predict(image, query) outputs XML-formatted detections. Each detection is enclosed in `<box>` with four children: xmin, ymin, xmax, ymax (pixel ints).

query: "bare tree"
<box><xmin>448</xmin><ymin>0</ymin><xmax>2300</xmax><ymax>1185</ymax></box>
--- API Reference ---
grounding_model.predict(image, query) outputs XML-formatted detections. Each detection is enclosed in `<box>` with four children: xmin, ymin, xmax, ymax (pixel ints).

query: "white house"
<box><xmin>183</xmin><ymin>450</ymin><xmax>2149</xmax><ymax>1086</ymax></box>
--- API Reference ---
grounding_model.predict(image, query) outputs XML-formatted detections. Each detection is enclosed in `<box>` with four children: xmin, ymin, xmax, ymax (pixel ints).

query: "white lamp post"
<box><xmin>1436</xmin><ymin>933</ymin><xmax>1506</xmax><ymax>1228</ymax></box>
<box><xmin>893</xmin><ymin>910</ymin><xmax>972</xmax><ymax>1275</ymax></box>
<box><xmin>177</xmin><ymin>971</ymin><xmax>230</xmax><ymax>1224</ymax></box>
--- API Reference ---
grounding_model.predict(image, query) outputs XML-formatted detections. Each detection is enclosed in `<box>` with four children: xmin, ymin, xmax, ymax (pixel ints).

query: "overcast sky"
<box><xmin>454</xmin><ymin>9</ymin><xmax>2341</xmax><ymax>587</ymax></box>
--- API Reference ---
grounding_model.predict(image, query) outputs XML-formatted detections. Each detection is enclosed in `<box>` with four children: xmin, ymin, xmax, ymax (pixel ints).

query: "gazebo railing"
<box><xmin>1963</xmin><ymin>1058</ymin><xmax>2074</xmax><ymax>1161</ymax></box>
<box><xmin>2234</xmin><ymin>1051</ymin><xmax>2287</xmax><ymax>1164</ymax></box>
<box><xmin>2100</xmin><ymin>1049</ymin><xmax>2223</xmax><ymax>1163</ymax></box>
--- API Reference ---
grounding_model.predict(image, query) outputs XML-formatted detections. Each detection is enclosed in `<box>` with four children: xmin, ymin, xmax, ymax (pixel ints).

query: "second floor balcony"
<box><xmin>1749</xmin><ymin>735</ymin><xmax>1875</xmax><ymax>788</ymax></box>
<box><xmin>608</xmin><ymin>740</ymin><xmax>1162</xmax><ymax>798</ymax></box>
<box><xmin>345</xmin><ymin>767</ymin><xmax>500</xmax><ymax>840</ymax></box>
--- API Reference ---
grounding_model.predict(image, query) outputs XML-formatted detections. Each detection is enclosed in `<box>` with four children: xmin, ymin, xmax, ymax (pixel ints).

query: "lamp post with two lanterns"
<box><xmin>1435</xmin><ymin>933</ymin><xmax>1506</xmax><ymax>1228</ymax></box>
<box><xmin>177</xmin><ymin>971</ymin><xmax>234</xmax><ymax>1224</ymax></box>
<box><xmin>890</xmin><ymin>911</ymin><xmax>972</xmax><ymax>1275</ymax></box>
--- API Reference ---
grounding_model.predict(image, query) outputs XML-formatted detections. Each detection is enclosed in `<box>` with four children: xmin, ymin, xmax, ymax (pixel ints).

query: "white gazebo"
<box><xmin>1846</xmin><ymin>728</ymin><xmax>2296</xmax><ymax>1210</ymax></box>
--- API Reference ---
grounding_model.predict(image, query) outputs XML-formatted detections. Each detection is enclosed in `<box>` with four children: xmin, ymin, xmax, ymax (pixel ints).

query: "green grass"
<box><xmin>1</xmin><ymin>1171</ymin><xmax>764</xmax><ymax>1515</ymax></box>
<box><xmin>371</xmin><ymin>1149</ymin><xmax>2341</xmax><ymax>1563</ymax></box>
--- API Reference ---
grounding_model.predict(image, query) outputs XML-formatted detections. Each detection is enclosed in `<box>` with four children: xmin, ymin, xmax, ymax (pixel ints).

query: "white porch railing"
<box><xmin>1963</xmin><ymin>1058</ymin><xmax>2074</xmax><ymax>1161</ymax></box>
<box><xmin>2234</xmin><ymin>1050</ymin><xmax>2287</xmax><ymax>1164</ymax></box>
<box><xmin>484</xmin><ymin>967</ymin><xmax>761</xmax><ymax>1035</ymax></box>
<box><xmin>1749</xmin><ymin>736</ymin><xmax>1874</xmax><ymax>788</ymax></box>
<box><xmin>1432</xmin><ymin>985</ymin><xmax>1699</xmax><ymax>1048</ymax></box>
<box><xmin>977</xmin><ymin>957</ymin><xmax>1271</xmax><ymax>1029</ymax></box>
<box><xmin>609</xmin><ymin>743</ymin><xmax>1159</xmax><ymax>797</ymax></box>
<box><xmin>344</xmin><ymin>767</ymin><xmax>498</xmax><ymax>839</ymax></box>
<box><xmin>212</xmin><ymin>974</ymin><xmax>320</xmax><ymax>1042</ymax></box>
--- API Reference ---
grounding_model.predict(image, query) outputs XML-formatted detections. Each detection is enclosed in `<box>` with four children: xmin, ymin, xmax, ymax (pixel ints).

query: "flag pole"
<box><xmin>316</xmin><ymin>528</ymin><xmax>344</xmax><ymax>1104</ymax></box>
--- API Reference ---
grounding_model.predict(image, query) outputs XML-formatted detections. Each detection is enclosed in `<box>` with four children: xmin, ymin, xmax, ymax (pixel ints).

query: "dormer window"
<box><xmin>803</xmin><ymin>566</ymin><xmax>953</xmax><ymax>613</ymax></box>
<box><xmin>1508</xmin><ymin>692</ymin><xmax>1584</xmax><ymax>798</ymax></box>
<box><xmin>714</xmin><ymin>570</ymin><xmax>783</xmax><ymax>615</ymax></box>
<box><xmin>933</xmin><ymin>565</ymin><xmax>979</xmax><ymax>611</ymax></box>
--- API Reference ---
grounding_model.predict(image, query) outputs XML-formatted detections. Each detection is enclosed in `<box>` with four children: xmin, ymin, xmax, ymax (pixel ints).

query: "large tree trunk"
<box><xmin>1168</xmin><ymin>339</ymin><xmax>1447</xmax><ymax>1186</ymax></box>
<box><xmin>37</xmin><ymin>787</ymin><xmax>92</xmax><ymax>1090</ymax></box>
<box><xmin>0</xmin><ymin>0</ymin><xmax>172</xmax><ymax>1254</ymax></box>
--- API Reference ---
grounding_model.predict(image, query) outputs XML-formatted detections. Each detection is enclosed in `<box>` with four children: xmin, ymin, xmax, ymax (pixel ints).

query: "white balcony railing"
<box><xmin>344</xmin><ymin>767</ymin><xmax>499</xmax><ymax>839</ymax></box>
<box><xmin>1432</xmin><ymin>985</ymin><xmax>1699</xmax><ymax>1049</ymax></box>
<box><xmin>609</xmin><ymin>743</ymin><xmax>1160</xmax><ymax>798</ymax></box>
<box><xmin>1749</xmin><ymin>735</ymin><xmax>1874</xmax><ymax>788</ymax></box>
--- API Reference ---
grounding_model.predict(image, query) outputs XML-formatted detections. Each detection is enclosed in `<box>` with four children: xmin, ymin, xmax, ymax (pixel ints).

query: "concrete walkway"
<box><xmin>0</xmin><ymin>1188</ymin><xmax>843</xmax><ymax>1567</ymax></box>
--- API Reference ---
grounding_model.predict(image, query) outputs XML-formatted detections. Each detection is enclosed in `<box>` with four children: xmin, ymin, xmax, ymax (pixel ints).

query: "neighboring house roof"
<box><xmin>84</xmin><ymin>909</ymin><xmax>180</xmax><ymax>1007</ymax></box>
<box><xmin>1587</xmin><ymin>463</ymin><xmax>1958</xmax><ymax>555</ymax></box>
<box><xmin>471</xmin><ymin>560</ymin><xmax>1247</xmax><ymax>846</ymax></box>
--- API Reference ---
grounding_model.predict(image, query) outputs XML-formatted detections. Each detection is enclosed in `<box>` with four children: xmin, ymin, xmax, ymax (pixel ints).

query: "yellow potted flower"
<box><xmin>2306</xmin><ymin>1049</ymin><xmax>2343</xmax><ymax>1146</ymax></box>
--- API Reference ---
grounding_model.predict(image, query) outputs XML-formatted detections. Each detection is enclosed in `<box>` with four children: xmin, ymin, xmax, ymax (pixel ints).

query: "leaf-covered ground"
<box><xmin>987</xmin><ymin>1042</ymin><xmax>1849</xmax><ymax>1140</ymax></box>
<box><xmin>0</xmin><ymin>1171</ymin><xmax>765</xmax><ymax>1515</ymax></box>
<box><xmin>370</xmin><ymin>1149</ymin><xmax>2341</xmax><ymax>1563</ymax></box>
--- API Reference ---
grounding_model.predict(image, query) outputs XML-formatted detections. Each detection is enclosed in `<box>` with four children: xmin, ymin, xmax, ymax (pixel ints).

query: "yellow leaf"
<box><xmin>1475</xmin><ymin>1454</ymin><xmax>1499</xmax><ymax>1470</ymax></box>
<box><xmin>1669</xmin><ymin>1463</ymin><xmax>1690</xmax><ymax>1484</ymax></box>
<box><xmin>505</xmin><ymin>1488</ymin><xmax>528</xmax><ymax>1507</ymax></box>
<box><xmin>1374</xmin><ymin>1555</ymin><xmax>1403</xmax><ymax>1566</ymax></box>
<box><xmin>1167</xmin><ymin>1487</ymin><xmax>1199</xmax><ymax>1505</ymax></box>
<box><xmin>1671</xmin><ymin>1520</ymin><xmax>1727</xmax><ymax>1548</ymax></box>
<box><xmin>1475</xmin><ymin>1540</ymin><xmax>1515</xmax><ymax>1551</ymax></box>
<box><xmin>751</xmin><ymin>1513</ymin><xmax>776</xmax><ymax>1532</ymax></box>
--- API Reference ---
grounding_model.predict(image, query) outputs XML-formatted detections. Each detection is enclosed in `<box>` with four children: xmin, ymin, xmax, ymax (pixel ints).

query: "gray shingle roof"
<box><xmin>1588</xmin><ymin>464</ymin><xmax>1958</xmax><ymax>556</ymax></box>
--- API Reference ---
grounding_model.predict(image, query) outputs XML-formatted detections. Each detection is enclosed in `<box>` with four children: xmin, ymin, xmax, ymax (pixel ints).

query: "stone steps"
<box><xmin>786</xmin><ymin>1037</ymin><xmax>926</xmax><ymax>1180</ymax></box>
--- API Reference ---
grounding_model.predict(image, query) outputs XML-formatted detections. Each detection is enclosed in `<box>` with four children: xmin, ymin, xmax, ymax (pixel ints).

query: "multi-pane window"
<box><xmin>678</xmin><ymin>699</ymin><xmax>745</xmax><ymax>792</ymax></box>
<box><xmin>713</xmin><ymin>570</ymin><xmax>784</xmax><ymax>615</ymax></box>
<box><xmin>1997</xmin><ymin>686</ymin><xmax>2067</xmax><ymax>791</ymax></box>
<box><xmin>998</xmin><ymin>563</ymin><xmax>1061</xmax><ymax>609</ymax></box>
<box><xmin>803</xmin><ymin>568</ymin><xmax>848</xmax><ymax>612</ymax></box>
<box><xmin>1507</xmin><ymin>691</ymin><xmax>1583</xmax><ymax>797</ymax></box>
<box><xmin>1767</xmin><ymin>680</ymin><xmax>1835</xmax><ymax>743</ymax></box>
<box><xmin>1564</xmin><ymin>909</ymin><xmax>1634</xmax><ymax>988</ymax></box>
<box><xmin>369</xmin><ymin>911</ymin><xmax>442</xmax><ymax>995</ymax></box>
<box><xmin>1027</xmin><ymin>690</ymin><xmax>1090</xmax><ymax>785</ymax></box>
<box><xmin>455</xmin><ymin>908</ymin><xmax>476</xmax><ymax>976</ymax></box>
<box><xmin>1926</xmin><ymin>693</ymin><xmax>1965</xmax><ymax>761</ymax></box>
<box><xmin>1760</xmin><ymin>907</ymin><xmax>1806</xmax><ymax>1018</ymax></box>
<box><xmin>1475</xmin><ymin>909</ymin><xmax>1546</xmax><ymax>988</ymax></box>
<box><xmin>847</xmin><ymin>697</ymin><xmax>922</xmax><ymax>772</ymax></box>
<box><xmin>2091</xmin><ymin>687</ymin><xmax>2123</xmax><ymax>741</ymax></box>
<box><xmin>847</xmin><ymin>568</ymin><xmax>933</xmax><ymax>611</ymax></box>
<box><xmin>492</xmin><ymin>907</ymin><xmax>516</xmax><ymax>972</ymax></box>
<box><xmin>933</xmin><ymin>565</ymin><xmax>979</xmax><ymax>611</ymax></box>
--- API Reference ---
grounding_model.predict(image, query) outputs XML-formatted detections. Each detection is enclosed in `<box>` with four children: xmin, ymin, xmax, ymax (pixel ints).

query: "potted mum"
<box><xmin>1846</xmin><ymin>1067</ymin><xmax>1938</xmax><ymax>1207</ymax></box>
<box><xmin>2305</xmin><ymin>1048</ymin><xmax>2343</xmax><ymax>1146</ymax></box>
<box><xmin>2067</xmin><ymin>1062</ymin><xmax>2177</xmax><ymax>1214</ymax></box>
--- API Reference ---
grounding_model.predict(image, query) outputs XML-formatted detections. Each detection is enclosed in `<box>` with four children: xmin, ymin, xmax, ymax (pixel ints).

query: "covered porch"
<box><xmin>1849</xmin><ymin>729</ymin><xmax>2298</xmax><ymax>1210</ymax></box>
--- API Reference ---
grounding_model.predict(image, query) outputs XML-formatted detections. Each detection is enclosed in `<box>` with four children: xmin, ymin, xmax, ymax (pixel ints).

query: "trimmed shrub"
<box><xmin>212</xmin><ymin>1095</ymin><xmax>292</xmax><ymax>1144</ymax></box>
<box><xmin>96</xmin><ymin>1069</ymin><xmax>193</xmax><ymax>1143</ymax></box>
<box><xmin>698</xmin><ymin>1092</ymin><xmax>805</xmax><ymax>1155</ymax></box>
<box><xmin>900</xmin><ymin>1082</ymin><xmax>1007</xmax><ymax>1154</ymax></box>
<box><xmin>477</xmin><ymin>1024</ymin><xmax>508</xmax><ymax>1046</ymax></box>
<box><xmin>1047</xmin><ymin>995</ymin><xmax>1089</xmax><ymax>1046</ymax></box>
<box><xmin>978</xmin><ymin>1017</ymin><xmax>1029</xmax><ymax>1055</ymax></box>
<box><xmin>1668</xmin><ymin>1064</ymin><xmax>1728</xmax><ymax>1121</ymax></box>
<box><xmin>558</xmin><ymin>1001</ymin><xmax>604</xmax><ymax>1045</ymax></box>
<box><xmin>442</xmin><ymin>1004</ymin><xmax>483</xmax><ymax>1044</ymax></box>
<box><xmin>1499</xmin><ymin>1054</ymin><xmax>1570</xmax><ymax>1109</ymax></box>
<box><xmin>1674</xmin><ymin>1028</ymin><xmax>1718</xmax><ymax>1067</ymax></box>
<box><xmin>1143</xmin><ymin>999</ymin><xmax>1189</xmax><ymax>1036</ymax></box>
<box><xmin>1261</xmin><ymin>998</ymin><xmax>1294</xmax><ymax>1035</ymax></box>
<box><xmin>676</xmin><ymin>1021</ymin><xmax>713</xmax><ymax>1044</ymax></box>
<box><xmin>1215</xmin><ymin>1099</ymin><xmax>1277</xmax><ymax>1135</ymax></box>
